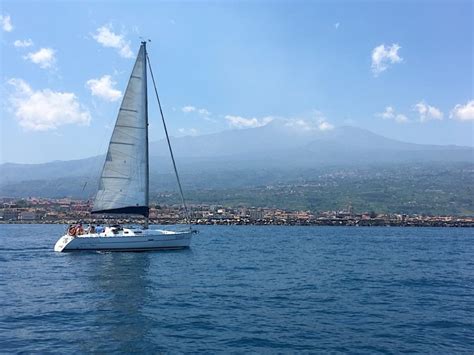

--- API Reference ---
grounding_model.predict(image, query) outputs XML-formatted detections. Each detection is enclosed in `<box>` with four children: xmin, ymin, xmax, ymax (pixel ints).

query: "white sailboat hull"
<box><xmin>54</xmin><ymin>228</ymin><xmax>194</xmax><ymax>252</ymax></box>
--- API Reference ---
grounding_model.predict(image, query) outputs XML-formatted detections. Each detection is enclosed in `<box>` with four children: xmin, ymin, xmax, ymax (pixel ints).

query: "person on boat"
<box><xmin>95</xmin><ymin>225</ymin><xmax>104</xmax><ymax>233</ymax></box>
<box><xmin>68</xmin><ymin>225</ymin><xmax>76</xmax><ymax>236</ymax></box>
<box><xmin>76</xmin><ymin>223</ymin><xmax>84</xmax><ymax>235</ymax></box>
<box><xmin>89</xmin><ymin>225</ymin><xmax>96</xmax><ymax>234</ymax></box>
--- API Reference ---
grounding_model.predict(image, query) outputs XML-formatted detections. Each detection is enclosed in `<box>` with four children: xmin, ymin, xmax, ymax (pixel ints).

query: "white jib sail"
<box><xmin>92</xmin><ymin>44</ymin><xmax>149</xmax><ymax>216</ymax></box>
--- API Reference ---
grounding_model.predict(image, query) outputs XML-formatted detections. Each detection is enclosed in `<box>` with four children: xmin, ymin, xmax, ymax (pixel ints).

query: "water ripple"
<box><xmin>0</xmin><ymin>225</ymin><xmax>473</xmax><ymax>353</ymax></box>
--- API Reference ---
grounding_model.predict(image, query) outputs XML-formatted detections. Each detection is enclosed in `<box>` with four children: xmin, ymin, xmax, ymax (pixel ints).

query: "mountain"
<box><xmin>1</xmin><ymin>123</ymin><xmax>473</xmax><ymax>198</ymax></box>
<box><xmin>149</xmin><ymin>122</ymin><xmax>473</xmax><ymax>162</ymax></box>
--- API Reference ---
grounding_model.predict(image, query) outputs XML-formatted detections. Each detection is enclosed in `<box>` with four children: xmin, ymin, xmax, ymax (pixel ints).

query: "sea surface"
<box><xmin>0</xmin><ymin>224</ymin><xmax>473</xmax><ymax>353</ymax></box>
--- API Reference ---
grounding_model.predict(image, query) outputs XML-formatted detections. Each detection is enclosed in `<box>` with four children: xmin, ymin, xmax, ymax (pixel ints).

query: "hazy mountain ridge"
<box><xmin>1</xmin><ymin>124</ymin><xmax>473</xmax><ymax>199</ymax></box>
<box><xmin>149</xmin><ymin>123</ymin><xmax>473</xmax><ymax>159</ymax></box>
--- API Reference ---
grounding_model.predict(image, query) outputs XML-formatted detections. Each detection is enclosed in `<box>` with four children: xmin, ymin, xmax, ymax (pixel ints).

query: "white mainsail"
<box><xmin>92</xmin><ymin>43</ymin><xmax>149</xmax><ymax>216</ymax></box>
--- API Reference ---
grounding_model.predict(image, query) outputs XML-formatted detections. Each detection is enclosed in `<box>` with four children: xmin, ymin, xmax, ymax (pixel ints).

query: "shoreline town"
<box><xmin>1</xmin><ymin>197</ymin><xmax>472</xmax><ymax>228</ymax></box>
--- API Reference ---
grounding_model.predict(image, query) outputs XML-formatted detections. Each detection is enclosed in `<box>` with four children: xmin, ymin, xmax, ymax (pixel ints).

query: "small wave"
<box><xmin>0</xmin><ymin>247</ymin><xmax>51</xmax><ymax>252</ymax></box>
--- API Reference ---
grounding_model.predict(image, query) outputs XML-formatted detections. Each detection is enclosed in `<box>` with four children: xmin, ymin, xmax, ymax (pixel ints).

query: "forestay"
<box><xmin>92</xmin><ymin>44</ymin><xmax>149</xmax><ymax>217</ymax></box>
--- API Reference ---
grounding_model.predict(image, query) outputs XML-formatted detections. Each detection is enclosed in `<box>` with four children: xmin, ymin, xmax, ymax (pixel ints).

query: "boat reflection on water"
<box><xmin>77</xmin><ymin>247</ymin><xmax>194</xmax><ymax>353</ymax></box>
<box><xmin>86</xmin><ymin>253</ymin><xmax>154</xmax><ymax>353</ymax></box>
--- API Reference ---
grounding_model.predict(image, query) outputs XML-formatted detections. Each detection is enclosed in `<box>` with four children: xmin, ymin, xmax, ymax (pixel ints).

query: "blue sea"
<box><xmin>0</xmin><ymin>224</ymin><xmax>473</xmax><ymax>353</ymax></box>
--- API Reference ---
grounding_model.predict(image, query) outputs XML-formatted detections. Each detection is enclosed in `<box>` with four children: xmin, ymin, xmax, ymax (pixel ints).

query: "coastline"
<box><xmin>1</xmin><ymin>218</ymin><xmax>472</xmax><ymax>228</ymax></box>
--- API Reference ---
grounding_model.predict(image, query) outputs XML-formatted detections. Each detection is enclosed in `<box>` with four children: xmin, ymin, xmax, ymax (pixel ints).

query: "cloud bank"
<box><xmin>8</xmin><ymin>78</ymin><xmax>91</xmax><ymax>131</ymax></box>
<box><xmin>371</xmin><ymin>43</ymin><xmax>402</xmax><ymax>76</ymax></box>
<box><xmin>225</xmin><ymin>115</ymin><xmax>274</xmax><ymax>129</ymax></box>
<box><xmin>86</xmin><ymin>75</ymin><xmax>122</xmax><ymax>102</ymax></box>
<box><xmin>1</xmin><ymin>14</ymin><xmax>13</xmax><ymax>32</ymax></box>
<box><xmin>413</xmin><ymin>101</ymin><xmax>443</xmax><ymax>122</ymax></box>
<box><xmin>14</xmin><ymin>39</ymin><xmax>33</xmax><ymax>48</ymax></box>
<box><xmin>24</xmin><ymin>48</ymin><xmax>56</xmax><ymax>69</ymax></box>
<box><xmin>182</xmin><ymin>105</ymin><xmax>213</xmax><ymax>120</ymax></box>
<box><xmin>377</xmin><ymin>106</ymin><xmax>409</xmax><ymax>123</ymax></box>
<box><xmin>450</xmin><ymin>100</ymin><xmax>474</xmax><ymax>122</ymax></box>
<box><xmin>92</xmin><ymin>24</ymin><xmax>133</xmax><ymax>58</ymax></box>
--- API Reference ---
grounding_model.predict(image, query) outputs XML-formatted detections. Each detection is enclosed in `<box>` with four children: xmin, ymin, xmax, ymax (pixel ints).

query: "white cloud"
<box><xmin>285</xmin><ymin>117</ymin><xmax>335</xmax><ymax>131</ymax></box>
<box><xmin>285</xmin><ymin>111</ymin><xmax>335</xmax><ymax>131</ymax></box>
<box><xmin>197</xmin><ymin>108</ymin><xmax>213</xmax><ymax>121</ymax></box>
<box><xmin>86</xmin><ymin>75</ymin><xmax>122</xmax><ymax>102</ymax></box>
<box><xmin>198</xmin><ymin>108</ymin><xmax>210</xmax><ymax>116</ymax></box>
<box><xmin>24</xmin><ymin>48</ymin><xmax>56</xmax><ymax>69</ymax></box>
<box><xmin>1</xmin><ymin>14</ymin><xmax>13</xmax><ymax>32</ymax></box>
<box><xmin>413</xmin><ymin>101</ymin><xmax>443</xmax><ymax>122</ymax></box>
<box><xmin>182</xmin><ymin>106</ymin><xmax>196</xmax><ymax>113</ymax></box>
<box><xmin>371</xmin><ymin>43</ymin><xmax>403</xmax><ymax>76</ymax></box>
<box><xmin>318</xmin><ymin>120</ymin><xmax>335</xmax><ymax>131</ymax></box>
<box><xmin>379</xmin><ymin>106</ymin><xmax>396</xmax><ymax>120</ymax></box>
<box><xmin>334</xmin><ymin>22</ymin><xmax>340</xmax><ymax>29</ymax></box>
<box><xmin>225</xmin><ymin>115</ymin><xmax>274</xmax><ymax>129</ymax></box>
<box><xmin>178</xmin><ymin>128</ymin><xmax>199</xmax><ymax>136</ymax></box>
<box><xmin>394</xmin><ymin>114</ymin><xmax>409</xmax><ymax>123</ymax></box>
<box><xmin>182</xmin><ymin>105</ymin><xmax>213</xmax><ymax>121</ymax></box>
<box><xmin>450</xmin><ymin>100</ymin><xmax>474</xmax><ymax>122</ymax></box>
<box><xmin>92</xmin><ymin>24</ymin><xmax>133</xmax><ymax>58</ymax></box>
<box><xmin>379</xmin><ymin>106</ymin><xmax>395</xmax><ymax>120</ymax></box>
<box><xmin>14</xmin><ymin>39</ymin><xmax>33</xmax><ymax>48</ymax></box>
<box><xmin>7</xmin><ymin>78</ymin><xmax>91</xmax><ymax>131</ymax></box>
<box><xmin>377</xmin><ymin>106</ymin><xmax>409</xmax><ymax>123</ymax></box>
<box><xmin>285</xmin><ymin>119</ymin><xmax>310</xmax><ymax>130</ymax></box>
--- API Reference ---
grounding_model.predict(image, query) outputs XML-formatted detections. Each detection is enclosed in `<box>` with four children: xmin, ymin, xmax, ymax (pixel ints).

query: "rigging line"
<box><xmin>146</xmin><ymin>52</ymin><xmax>190</xmax><ymax>225</ymax></box>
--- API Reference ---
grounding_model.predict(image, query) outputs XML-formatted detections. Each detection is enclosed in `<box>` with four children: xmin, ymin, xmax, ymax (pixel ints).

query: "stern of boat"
<box><xmin>54</xmin><ymin>235</ymin><xmax>75</xmax><ymax>252</ymax></box>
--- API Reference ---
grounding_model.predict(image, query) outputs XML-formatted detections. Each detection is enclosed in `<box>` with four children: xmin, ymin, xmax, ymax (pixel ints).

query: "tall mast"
<box><xmin>143</xmin><ymin>41</ymin><xmax>150</xmax><ymax>229</ymax></box>
<box><xmin>146</xmin><ymin>51</ymin><xmax>191</xmax><ymax>225</ymax></box>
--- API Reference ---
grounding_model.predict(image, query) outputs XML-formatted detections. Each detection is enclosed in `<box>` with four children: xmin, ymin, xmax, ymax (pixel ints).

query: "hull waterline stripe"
<box><xmin>91</xmin><ymin>205</ymin><xmax>149</xmax><ymax>216</ymax></box>
<box><xmin>63</xmin><ymin>246</ymin><xmax>189</xmax><ymax>252</ymax></box>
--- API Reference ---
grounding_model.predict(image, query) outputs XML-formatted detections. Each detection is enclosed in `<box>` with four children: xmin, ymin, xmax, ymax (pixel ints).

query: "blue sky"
<box><xmin>1</xmin><ymin>0</ymin><xmax>473</xmax><ymax>163</ymax></box>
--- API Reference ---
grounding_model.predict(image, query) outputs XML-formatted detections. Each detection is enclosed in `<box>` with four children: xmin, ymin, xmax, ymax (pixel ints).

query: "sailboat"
<box><xmin>54</xmin><ymin>42</ymin><xmax>195</xmax><ymax>252</ymax></box>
